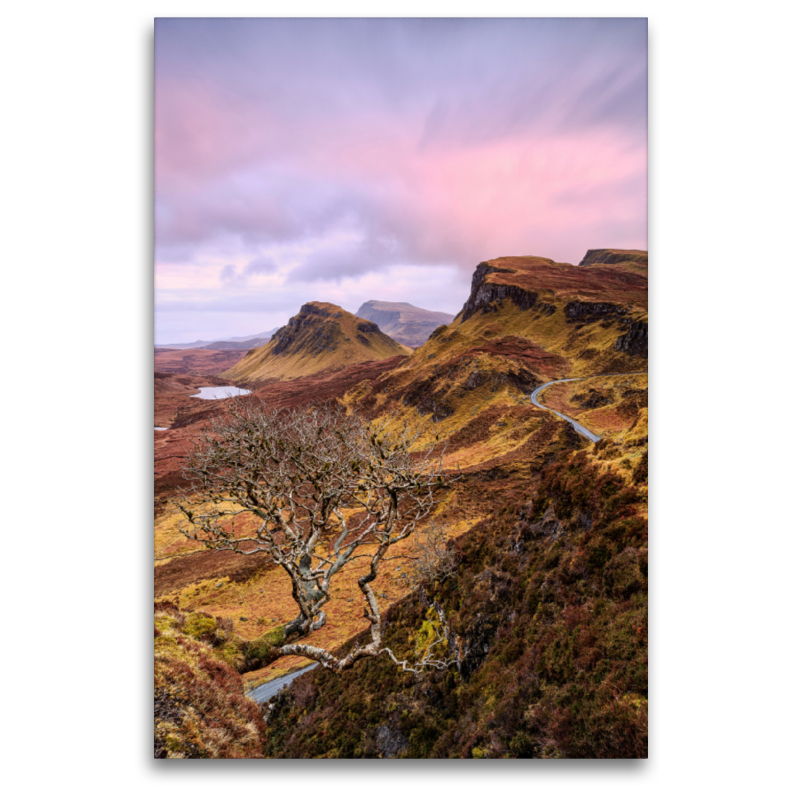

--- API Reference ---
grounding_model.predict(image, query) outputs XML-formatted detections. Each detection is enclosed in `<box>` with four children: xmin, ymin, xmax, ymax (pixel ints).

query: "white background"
<box><xmin>2</xmin><ymin>1</ymin><xmax>797</xmax><ymax>797</ymax></box>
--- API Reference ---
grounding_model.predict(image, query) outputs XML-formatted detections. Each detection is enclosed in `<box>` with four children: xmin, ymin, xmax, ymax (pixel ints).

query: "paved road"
<box><xmin>530</xmin><ymin>372</ymin><xmax>647</xmax><ymax>444</ymax></box>
<box><xmin>246</xmin><ymin>663</ymin><xmax>318</xmax><ymax>704</ymax></box>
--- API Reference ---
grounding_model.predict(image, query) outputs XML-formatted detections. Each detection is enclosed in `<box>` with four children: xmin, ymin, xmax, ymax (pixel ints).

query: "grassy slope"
<box><xmin>263</xmin><ymin>429</ymin><xmax>648</xmax><ymax>759</ymax></box>
<box><xmin>153</xmin><ymin>252</ymin><xmax>648</xmax><ymax>745</ymax></box>
<box><xmin>340</xmin><ymin>254</ymin><xmax>647</xmax><ymax>468</ymax></box>
<box><xmin>537</xmin><ymin>374</ymin><xmax>648</xmax><ymax>440</ymax></box>
<box><xmin>154</xmin><ymin>605</ymin><xmax>266</xmax><ymax>758</ymax></box>
<box><xmin>222</xmin><ymin>301</ymin><xmax>411</xmax><ymax>383</ymax></box>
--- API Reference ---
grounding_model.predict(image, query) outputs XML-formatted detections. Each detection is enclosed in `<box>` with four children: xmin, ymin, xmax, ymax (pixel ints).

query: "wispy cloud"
<box><xmin>155</xmin><ymin>18</ymin><xmax>647</xmax><ymax>341</ymax></box>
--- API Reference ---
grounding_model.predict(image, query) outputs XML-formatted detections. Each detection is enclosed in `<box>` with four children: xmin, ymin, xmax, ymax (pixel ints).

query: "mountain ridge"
<box><xmin>156</xmin><ymin>328</ymin><xmax>279</xmax><ymax>350</ymax></box>
<box><xmin>356</xmin><ymin>301</ymin><xmax>455</xmax><ymax>348</ymax></box>
<box><xmin>153</xmin><ymin>248</ymin><xmax>649</xmax><ymax>759</ymax></box>
<box><xmin>222</xmin><ymin>301</ymin><xmax>412</xmax><ymax>384</ymax></box>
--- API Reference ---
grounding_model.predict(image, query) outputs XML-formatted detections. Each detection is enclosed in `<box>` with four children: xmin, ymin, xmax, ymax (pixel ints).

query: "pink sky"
<box><xmin>155</xmin><ymin>18</ymin><xmax>647</xmax><ymax>343</ymax></box>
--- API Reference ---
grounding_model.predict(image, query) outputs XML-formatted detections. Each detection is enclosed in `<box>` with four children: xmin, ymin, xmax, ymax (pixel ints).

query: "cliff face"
<box><xmin>563</xmin><ymin>300</ymin><xmax>629</xmax><ymax>321</ymax></box>
<box><xmin>458</xmin><ymin>262</ymin><xmax>543</xmax><ymax>322</ymax></box>
<box><xmin>356</xmin><ymin>301</ymin><xmax>455</xmax><ymax>348</ymax></box>
<box><xmin>456</xmin><ymin>254</ymin><xmax>647</xmax><ymax>321</ymax></box>
<box><xmin>448</xmin><ymin>256</ymin><xmax>647</xmax><ymax>368</ymax></box>
<box><xmin>222</xmin><ymin>302</ymin><xmax>411</xmax><ymax>383</ymax></box>
<box><xmin>615</xmin><ymin>320</ymin><xmax>648</xmax><ymax>357</ymax></box>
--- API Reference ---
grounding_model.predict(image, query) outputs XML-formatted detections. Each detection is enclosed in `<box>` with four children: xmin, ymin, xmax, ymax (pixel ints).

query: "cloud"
<box><xmin>245</xmin><ymin>255</ymin><xmax>278</xmax><ymax>276</ymax></box>
<box><xmin>219</xmin><ymin>263</ymin><xmax>240</xmax><ymax>287</ymax></box>
<box><xmin>218</xmin><ymin>255</ymin><xmax>280</xmax><ymax>288</ymax></box>
<box><xmin>156</xmin><ymin>263</ymin><xmax>469</xmax><ymax>343</ymax></box>
<box><xmin>155</xmin><ymin>18</ymin><xmax>647</xmax><ymax>341</ymax></box>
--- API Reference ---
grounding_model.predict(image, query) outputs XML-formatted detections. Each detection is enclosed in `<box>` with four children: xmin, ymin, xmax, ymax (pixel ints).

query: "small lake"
<box><xmin>191</xmin><ymin>386</ymin><xmax>252</xmax><ymax>400</ymax></box>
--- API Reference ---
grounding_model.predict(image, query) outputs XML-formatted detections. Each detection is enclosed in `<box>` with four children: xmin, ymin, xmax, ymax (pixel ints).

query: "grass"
<box><xmin>223</xmin><ymin>301</ymin><xmax>411</xmax><ymax>383</ymax></box>
<box><xmin>155</xmin><ymin>255</ymin><xmax>648</xmax><ymax>742</ymax></box>
<box><xmin>154</xmin><ymin>605</ymin><xmax>266</xmax><ymax>758</ymax></box>
<box><xmin>155</xmin><ymin>498</ymin><xmax>270</xmax><ymax>563</ymax></box>
<box><xmin>536</xmin><ymin>373</ymin><xmax>648</xmax><ymax>441</ymax></box>
<box><xmin>157</xmin><ymin>494</ymin><xmax>482</xmax><ymax>687</ymax></box>
<box><xmin>260</xmin><ymin>437</ymin><xmax>648</xmax><ymax>759</ymax></box>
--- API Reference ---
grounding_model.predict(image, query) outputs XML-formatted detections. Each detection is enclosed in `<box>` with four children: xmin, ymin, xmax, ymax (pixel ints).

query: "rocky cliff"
<box><xmin>458</xmin><ymin>262</ymin><xmax>544</xmax><ymax>323</ymax></box>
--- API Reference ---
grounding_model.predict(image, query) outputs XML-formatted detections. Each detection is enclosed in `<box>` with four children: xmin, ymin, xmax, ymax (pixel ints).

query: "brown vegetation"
<box><xmin>262</xmin><ymin>438</ymin><xmax>648</xmax><ymax>759</ymax></box>
<box><xmin>154</xmin><ymin>603</ymin><xmax>266</xmax><ymax>758</ymax></box>
<box><xmin>153</xmin><ymin>248</ymin><xmax>649</xmax><ymax>758</ymax></box>
<box><xmin>154</xmin><ymin>371</ymin><xmax>239</xmax><ymax>428</ymax></box>
<box><xmin>223</xmin><ymin>302</ymin><xmax>411</xmax><ymax>384</ymax></box>
<box><xmin>154</xmin><ymin>348</ymin><xmax>246</xmax><ymax>375</ymax></box>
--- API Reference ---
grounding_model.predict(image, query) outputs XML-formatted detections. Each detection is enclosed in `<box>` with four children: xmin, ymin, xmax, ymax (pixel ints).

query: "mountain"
<box><xmin>355</xmin><ymin>301</ymin><xmax>455</xmax><ymax>348</ymax></box>
<box><xmin>222</xmin><ymin>302</ymin><xmax>412</xmax><ymax>383</ymax></box>
<box><xmin>342</xmin><ymin>251</ymin><xmax>647</xmax><ymax>461</ymax></box>
<box><xmin>154</xmin><ymin>250</ymin><xmax>648</xmax><ymax>759</ymax></box>
<box><xmin>157</xmin><ymin>328</ymin><xmax>279</xmax><ymax>350</ymax></box>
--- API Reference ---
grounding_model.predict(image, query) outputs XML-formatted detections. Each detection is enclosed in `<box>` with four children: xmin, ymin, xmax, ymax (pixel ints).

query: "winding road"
<box><xmin>531</xmin><ymin>372</ymin><xmax>647</xmax><ymax>443</ymax></box>
<box><xmin>246</xmin><ymin>663</ymin><xmax>318</xmax><ymax>704</ymax></box>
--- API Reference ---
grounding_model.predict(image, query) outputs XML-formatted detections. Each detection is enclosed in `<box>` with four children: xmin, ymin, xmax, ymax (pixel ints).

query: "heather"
<box><xmin>263</xmin><ymin>444</ymin><xmax>647</xmax><ymax>758</ymax></box>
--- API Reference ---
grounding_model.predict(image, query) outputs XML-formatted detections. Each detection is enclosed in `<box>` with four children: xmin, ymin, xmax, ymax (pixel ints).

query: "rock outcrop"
<box><xmin>615</xmin><ymin>320</ymin><xmax>648</xmax><ymax>358</ymax></box>
<box><xmin>458</xmin><ymin>262</ymin><xmax>540</xmax><ymax>322</ymax></box>
<box><xmin>564</xmin><ymin>300</ymin><xmax>629</xmax><ymax>322</ymax></box>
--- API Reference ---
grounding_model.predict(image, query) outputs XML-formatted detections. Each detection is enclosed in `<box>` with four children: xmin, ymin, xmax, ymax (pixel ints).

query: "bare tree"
<box><xmin>176</xmin><ymin>398</ymin><xmax>455</xmax><ymax>673</ymax></box>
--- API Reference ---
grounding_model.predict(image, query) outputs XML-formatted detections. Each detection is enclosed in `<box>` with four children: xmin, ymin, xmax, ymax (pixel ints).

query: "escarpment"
<box><xmin>579</xmin><ymin>248</ymin><xmax>648</xmax><ymax>267</ymax></box>
<box><xmin>564</xmin><ymin>300</ymin><xmax>629</xmax><ymax>322</ymax></box>
<box><xmin>459</xmin><ymin>262</ymin><xmax>540</xmax><ymax>322</ymax></box>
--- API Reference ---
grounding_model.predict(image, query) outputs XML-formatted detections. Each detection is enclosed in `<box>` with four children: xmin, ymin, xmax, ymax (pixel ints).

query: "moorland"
<box><xmin>154</xmin><ymin>249</ymin><xmax>648</xmax><ymax>758</ymax></box>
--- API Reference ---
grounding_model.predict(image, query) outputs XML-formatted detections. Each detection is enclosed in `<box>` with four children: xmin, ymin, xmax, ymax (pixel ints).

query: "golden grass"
<box><xmin>155</xmin><ymin>499</ymin><xmax>270</xmax><ymax>564</ymax></box>
<box><xmin>156</xmin><ymin>282</ymin><xmax>648</xmax><ymax>692</ymax></box>
<box><xmin>537</xmin><ymin>373</ymin><xmax>648</xmax><ymax>439</ymax></box>
<box><xmin>223</xmin><ymin>302</ymin><xmax>411</xmax><ymax>383</ymax></box>
<box><xmin>154</xmin><ymin>506</ymin><xmax>206</xmax><ymax>563</ymax></box>
<box><xmin>156</xmin><ymin>486</ymin><xmax>482</xmax><ymax>688</ymax></box>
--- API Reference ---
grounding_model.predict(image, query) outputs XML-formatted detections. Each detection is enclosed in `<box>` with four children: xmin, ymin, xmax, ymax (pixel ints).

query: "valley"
<box><xmin>154</xmin><ymin>347</ymin><xmax>249</xmax><ymax>375</ymax></box>
<box><xmin>154</xmin><ymin>250</ymin><xmax>648</xmax><ymax>758</ymax></box>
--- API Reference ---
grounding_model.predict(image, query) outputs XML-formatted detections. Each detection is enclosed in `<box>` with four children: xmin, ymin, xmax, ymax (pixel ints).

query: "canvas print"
<box><xmin>154</xmin><ymin>18</ymin><xmax>648</xmax><ymax>759</ymax></box>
